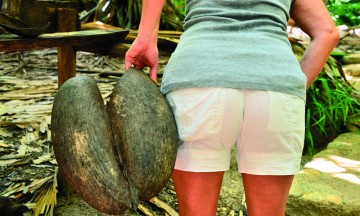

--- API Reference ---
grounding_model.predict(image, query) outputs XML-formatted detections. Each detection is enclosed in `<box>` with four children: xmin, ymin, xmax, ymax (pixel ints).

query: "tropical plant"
<box><xmin>293</xmin><ymin>42</ymin><xmax>360</xmax><ymax>155</ymax></box>
<box><xmin>327</xmin><ymin>0</ymin><xmax>360</xmax><ymax>26</ymax></box>
<box><xmin>171</xmin><ymin>0</ymin><xmax>186</xmax><ymax>16</ymax></box>
<box><xmin>79</xmin><ymin>0</ymin><xmax>184</xmax><ymax>30</ymax></box>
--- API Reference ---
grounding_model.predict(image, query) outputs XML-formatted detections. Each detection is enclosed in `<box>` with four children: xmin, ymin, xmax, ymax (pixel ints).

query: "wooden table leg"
<box><xmin>57</xmin><ymin>8</ymin><xmax>77</xmax><ymax>87</ymax></box>
<box><xmin>55</xmin><ymin>8</ymin><xmax>78</xmax><ymax>196</ymax></box>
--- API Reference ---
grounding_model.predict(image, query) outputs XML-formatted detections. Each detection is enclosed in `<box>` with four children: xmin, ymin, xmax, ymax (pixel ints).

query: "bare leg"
<box><xmin>242</xmin><ymin>174</ymin><xmax>294</xmax><ymax>216</ymax></box>
<box><xmin>172</xmin><ymin>169</ymin><xmax>225</xmax><ymax>216</ymax></box>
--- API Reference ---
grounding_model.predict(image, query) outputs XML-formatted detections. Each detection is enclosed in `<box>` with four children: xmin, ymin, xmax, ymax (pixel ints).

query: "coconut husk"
<box><xmin>51</xmin><ymin>75</ymin><xmax>133</xmax><ymax>215</ymax></box>
<box><xmin>51</xmin><ymin>68</ymin><xmax>178</xmax><ymax>214</ymax></box>
<box><xmin>107</xmin><ymin>68</ymin><xmax>178</xmax><ymax>200</ymax></box>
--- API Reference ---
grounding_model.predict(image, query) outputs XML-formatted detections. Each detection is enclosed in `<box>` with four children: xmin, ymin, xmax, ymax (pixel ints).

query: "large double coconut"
<box><xmin>51</xmin><ymin>68</ymin><xmax>179</xmax><ymax>215</ymax></box>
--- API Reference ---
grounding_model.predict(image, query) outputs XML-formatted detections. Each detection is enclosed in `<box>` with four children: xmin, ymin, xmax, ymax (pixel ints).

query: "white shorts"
<box><xmin>166</xmin><ymin>88</ymin><xmax>305</xmax><ymax>175</ymax></box>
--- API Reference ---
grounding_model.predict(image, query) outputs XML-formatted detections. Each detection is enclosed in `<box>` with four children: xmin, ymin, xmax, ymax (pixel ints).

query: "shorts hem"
<box><xmin>174</xmin><ymin>165</ymin><xmax>230</xmax><ymax>172</ymax></box>
<box><xmin>238</xmin><ymin>152</ymin><xmax>302</xmax><ymax>175</ymax></box>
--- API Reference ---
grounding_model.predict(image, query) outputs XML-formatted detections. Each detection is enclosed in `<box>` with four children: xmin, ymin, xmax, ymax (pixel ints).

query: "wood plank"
<box><xmin>76</xmin><ymin>43</ymin><xmax>130</xmax><ymax>57</ymax></box>
<box><xmin>0</xmin><ymin>29</ymin><xmax>129</xmax><ymax>52</ymax></box>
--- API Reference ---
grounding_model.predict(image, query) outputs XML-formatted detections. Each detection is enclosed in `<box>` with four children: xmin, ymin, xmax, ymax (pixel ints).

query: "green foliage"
<box><xmin>327</xmin><ymin>0</ymin><xmax>360</xmax><ymax>26</ymax></box>
<box><xmin>292</xmin><ymin>42</ymin><xmax>360</xmax><ymax>156</ymax></box>
<box><xmin>113</xmin><ymin>0</ymin><xmax>142</xmax><ymax>29</ymax></box>
<box><xmin>160</xmin><ymin>0</ymin><xmax>185</xmax><ymax>30</ymax></box>
<box><xmin>305</xmin><ymin>57</ymin><xmax>360</xmax><ymax>155</ymax></box>
<box><xmin>172</xmin><ymin>0</ymin><xmax>186</xmax><ymax>16</ymax></box>
<box><xmin>79</xmin><ymin>0</ymin><xmax>184</xmax><ymax>30</ymax></box>
<box><xmin>81</xmin><ymin>0</ymin><xmax>360</xmax><ymax>29</ymax></box>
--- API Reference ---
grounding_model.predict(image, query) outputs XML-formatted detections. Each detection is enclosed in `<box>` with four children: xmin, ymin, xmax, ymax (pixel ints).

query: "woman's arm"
<box><xmin>125</xmin><ymin>0</ymin><xmax>166</xmax><ymax>82</ymax></box>
<box><xmin>290</xmin><ymin>0</ymin><xmax>340</xmax><ymax>88</ymax></box>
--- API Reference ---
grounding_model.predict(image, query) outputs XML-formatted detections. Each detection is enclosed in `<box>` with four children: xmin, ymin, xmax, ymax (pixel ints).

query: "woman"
<box><xmin>125</xmin><ymin>0</ymin><xmax>339</xmax><ymax>215</ymax></box>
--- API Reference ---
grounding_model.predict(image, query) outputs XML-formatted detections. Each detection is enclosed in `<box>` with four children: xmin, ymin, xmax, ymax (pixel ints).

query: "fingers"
<box><xmin>125</xmin><ymin>40</ymin><xmax>159</xmax><ymax>82</ymax></box>
<box><xmin>149</xmin><ymin>65</ymin><xmax>158</xmax><ymax>83</ymax></box>
<box><xmin>126</xmin><ymin>55</ymin><xmax>158</xmax><ymax>83</ymax></box>
<box><xmin>125</xmin><ymin>50</ymin><xmax>144</xmax><ymax>70</ymax></box>
<box><xmin>125</xmin><ymin>51</ymin><xmax>134</xmax><ymax>69</ymax></box>
<box><xmin>125</xmin><ymin>44</ymin><xmax>142</xmax><ymax>69</ymax></box>
<box><xmin>125</xmin><ymin>61</ymin><xmax>132</xmax><ymax>70</ymax></box>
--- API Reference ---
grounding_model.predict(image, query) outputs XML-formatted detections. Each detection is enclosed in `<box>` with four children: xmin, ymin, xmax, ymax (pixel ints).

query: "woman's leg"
<box><xmin>166</xmin><ymin>88</ymin><xmax>244</xmax><ymax>215</ymax></box>
<box><xmin>172</xmin><ymin>170</ymin><xmax>225</xmax><ymax>216</ymax></box>
<box><xmin>242</xmin><ymin>174</ymin><xmax>294</xmax><ymax>216</ymax></box>
<box><xmin>236</xmin><ymin>91</ymin><xmax>305</xmax><ymax>215</ymax></box>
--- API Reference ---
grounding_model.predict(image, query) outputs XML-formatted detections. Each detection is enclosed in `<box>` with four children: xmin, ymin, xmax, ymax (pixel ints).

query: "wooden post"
<box><xmin>57</xmin><ymin>8</ymin><xmax>77</xmax><ymax>87</ymax></box>
<box><xmin>56</xmin><ymin>8</ymin><xmax>78</xmax><ymax>196</ymax></box>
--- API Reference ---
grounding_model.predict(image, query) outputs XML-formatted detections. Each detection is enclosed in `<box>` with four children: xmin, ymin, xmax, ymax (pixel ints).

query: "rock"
<box><xmin>343</xmin><ymin>64</ymin><xmax>360</xmax><ymax>76</ymax></box>
<box><xmin>286</xmin><ymin>132</ymin><xmax>360</xmax><ymax>216</ymax></box>
<box><xmin>342</xmin><ymin>53</ymin><xmax>360</xmax><ymax>64</ymax></box>
<box><xmin>341</xmin><ymin>37</ymin><xmax>360</xmax><ymax>47</ymax></box>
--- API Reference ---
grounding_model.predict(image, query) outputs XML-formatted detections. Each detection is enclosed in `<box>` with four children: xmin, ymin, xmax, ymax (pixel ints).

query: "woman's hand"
<box><xmin>124</xmin><ymin>0</ymin><xmax>166</xmax><ymax>83</ymax></box>
<box><xmin>125</xmin><ymin>36</ymin><xmax>159</xmax><ymax>82</ymax></box>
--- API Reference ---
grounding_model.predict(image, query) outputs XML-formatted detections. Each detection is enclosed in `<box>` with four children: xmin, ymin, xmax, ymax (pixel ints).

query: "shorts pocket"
<box><xmin>267</xmin><ymin>92</ymin><xmax>305</xmax><ymax>132</ymax></box>
<box><xmin>166</xmin><ymin>88</ymin><xmax>225</xmax><ymax>141</ymax></box>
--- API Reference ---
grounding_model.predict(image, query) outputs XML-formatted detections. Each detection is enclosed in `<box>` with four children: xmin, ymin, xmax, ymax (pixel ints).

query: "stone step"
<box><xmin>342</xmin><ymin>53</ymin><xmax>360</xmax><ymax>65</ymax></box>
<box><xmin>286</xmin><ymin>132</ymin><xmax>360</xmax><ymax>216</ymax></box>
<box><xmin>343</xmin><ymin>64</ymin><xmax>360</xmax><ymax>77</ymax></box>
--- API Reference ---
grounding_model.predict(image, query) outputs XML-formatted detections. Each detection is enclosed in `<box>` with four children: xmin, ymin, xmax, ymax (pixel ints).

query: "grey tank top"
<box><xmin>160</xmin><ymin>0</ymin><xmax>307</xmax><ymax>100</ymax></box>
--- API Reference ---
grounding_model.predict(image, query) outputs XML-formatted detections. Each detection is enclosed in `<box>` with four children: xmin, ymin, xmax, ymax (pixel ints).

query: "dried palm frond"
<box><xmin>26</xmin><ymin>168</ymin><xmax>58</xmax><ymax>216</ymax></box>
<box><xmin>1</xmin><ymin>168</ymin><xmax>58</xmax><ymax>216</ymax></box>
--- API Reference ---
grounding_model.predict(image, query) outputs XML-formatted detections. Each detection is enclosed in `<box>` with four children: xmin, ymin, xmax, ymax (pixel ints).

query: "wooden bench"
<box><xmin>0</xmin><ymin>9</ymin><xmax>129</xmax><ymax>87</ymax></box>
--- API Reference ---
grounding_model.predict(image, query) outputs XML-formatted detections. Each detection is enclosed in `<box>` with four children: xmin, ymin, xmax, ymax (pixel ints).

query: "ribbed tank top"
<box><xmin>160</xmin><ymin>0</ymin><xmax>307</xmax><ymax>100</ymax></box>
